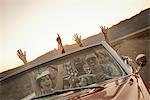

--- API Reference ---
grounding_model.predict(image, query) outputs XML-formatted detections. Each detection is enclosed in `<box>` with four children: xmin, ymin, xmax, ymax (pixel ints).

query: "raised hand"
<box><xmin>56</xmin><ymin>34</ymin><xmax>62</xmax><ymax>46</ymax></box>
<box><xmin>17</xmin><ymin>49</ymin><xmax>27</xmax><ymax>64</ymax></box>
<box><xmin>56</xmin><ymin>34</ymin><xmax>65</xmax><ymax>54</ymax></box>
<box><xmin>73</xmin><ymin>34</ymin><xmax>83</xmax><ymax>47</ymax></box>
<box><xmin>100</xmin><ymin>26</ymin><xmax>108</xmax><ymax>34</ymax></box>
<box><xmin>100</xmin><ymin>26</ymin><xmax>110</xmax><ymax>45</ymax></box>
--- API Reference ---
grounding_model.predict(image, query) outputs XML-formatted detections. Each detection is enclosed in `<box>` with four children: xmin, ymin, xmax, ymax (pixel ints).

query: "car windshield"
<box><xmin>1</xmin><ymin>45</ymin><xmax>126</xmax><ymax>100</ymax></box>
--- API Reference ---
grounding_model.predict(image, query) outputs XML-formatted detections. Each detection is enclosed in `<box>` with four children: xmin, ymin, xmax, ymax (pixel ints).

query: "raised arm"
<box><xmin>17</xmin><ymin>49</ymin><xmax>41</xmax><ymax>95</ymax></box>
<box><xmin>100</xmin><ymin>26</ymin><xmax>111</xmax><ymax>46</ymax></box>
<box><xmin>73</xmin><ymin>33</ymin><xmax>84</xmax><ymax>47</ymax></box>
<box><xmin>56</xmin><ymin>34</ymin><xmax>65</xmax><ymax>54</ymax></box>
<box><xmin>17</xmin><ymin>49</ymin><xmax>28</xmax><ymax>65</ymax></box>
<box><xmin>56</xmin><ymin>34</ymin><xmax>63</xmax><ymax>47</ymax></box>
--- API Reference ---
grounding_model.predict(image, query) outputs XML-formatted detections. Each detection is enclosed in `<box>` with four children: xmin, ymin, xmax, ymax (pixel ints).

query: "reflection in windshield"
<box><xmin>33</xmin><ymin>46</ymin><xmax>123</xmax><ymax>97</ymax></box>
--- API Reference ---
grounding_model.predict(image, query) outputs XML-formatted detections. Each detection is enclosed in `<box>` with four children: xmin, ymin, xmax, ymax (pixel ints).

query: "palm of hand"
<box><xmin>100</xmin><ymin>26</ymin><xmax>108</xmax><ymax>34</ymax></box>
<box><xmin>17</xmin><ymin>49</ymin><xmax>27</xmax><ymax>63</ymax></box>
<box><xmin>73</xmin><ymin>34</ymin><xmax>82</xmax><ymax>44</ymax></box>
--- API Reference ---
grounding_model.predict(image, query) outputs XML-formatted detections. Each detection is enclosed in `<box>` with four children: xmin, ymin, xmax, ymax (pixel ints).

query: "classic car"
<box><xmin>0</xmin><ymin>41</ymin><xmax>149</xmax><ymax>100</ymax></box>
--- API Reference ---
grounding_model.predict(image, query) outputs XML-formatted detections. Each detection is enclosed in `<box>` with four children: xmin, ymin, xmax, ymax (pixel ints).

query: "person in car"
<box><xmin>63</xmin><ymin>61</ymin><xmax>78</xmax><ymax>88</ymax></box>
<box><xmin>136</xmin><ymin>53</ymin><xmax>147</xmax><ymax>68</ymax></box>
<box><xmin>78</xmin><ymin>63</ymin><xmax>96</xmax><ymax>87</ymax></box>
<box><xmin>72</xmin><ymin>57</ymin><xmax>85</xmax><ymax>76</ymax></box>
<box><xmin>17</xmin><ymin>34</ymin><xmax>66</xmax><ymax>95</ymax></box>
<box><xmin>85</xmin><ymin>53</ymin><xmax>112</xmax><ymax>83</ymax></box>
<box><xmin>36</xmin><ymin>71</ymin><xmax>54</xmax><ymax>94</ymax></box>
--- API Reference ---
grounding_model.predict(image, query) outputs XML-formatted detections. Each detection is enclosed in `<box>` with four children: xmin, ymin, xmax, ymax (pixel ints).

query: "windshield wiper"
<box><xmin>32</xmin><ymin>84</ymin><xmax>104</xmax><ymax>100</ymax></box>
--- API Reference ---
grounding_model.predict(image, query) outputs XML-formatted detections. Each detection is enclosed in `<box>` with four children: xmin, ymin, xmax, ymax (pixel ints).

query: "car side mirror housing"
<box><xmin>135</xmin><ymin>54</ymin><xmax>147</xmax><ymax>68</ymax></box>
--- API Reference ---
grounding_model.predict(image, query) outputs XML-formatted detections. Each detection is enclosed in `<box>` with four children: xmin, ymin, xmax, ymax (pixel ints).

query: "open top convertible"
<box><xmin>1</xmin><ymin>41</ymin><xmax>149</xmax><ymax>100</ymax></box>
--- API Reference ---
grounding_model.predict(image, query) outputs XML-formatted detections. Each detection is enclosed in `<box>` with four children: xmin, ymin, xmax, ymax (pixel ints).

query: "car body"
<box><xmin>0</xmin><ymin>41</ymin><xmax>149</xmax><ymax>100</ymax></box>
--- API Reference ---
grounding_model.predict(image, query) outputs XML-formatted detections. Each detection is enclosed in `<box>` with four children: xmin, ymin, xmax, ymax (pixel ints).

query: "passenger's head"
<box><xmin>64</xmin><ymin>61</ymin><xmax>72</xmax><ymax>72</ymax></box>
<box><xmin>83</xmin><ymin>63</ymin><xmax>92</xmax><ymax>74</ymax></box>
<box><xmin>136</xmin><ymin>54</ymin><xmax>147</xmax><ymax>67</ymax></box>
<box><xmin>73</xmin><ymin>57</ymin><xmax>84</xmax><ymax>68</ymax></box>
<box><xmin>48</xmin><ymin>66</ymin><xmax>57</xmax><ymax>80</ymax></box>
<box><xmin>36</xmin><ymin>71</ymin><xmax>53</xmax><ymax>92</ymax></box>
<box><xmin>73</xmin><ymin>57</ymin><xmax>85</xmax><ymax>75</ymax></box>
<box><xmin>85</xmin><ymin>53</ymin><xmax>100</xmax><ymax>72</ymax></box>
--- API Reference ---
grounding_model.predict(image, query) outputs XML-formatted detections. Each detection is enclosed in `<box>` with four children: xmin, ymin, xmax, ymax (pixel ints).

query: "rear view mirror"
<box><xmin>135</xmin><ymin>54</ymin><xmax>147</xmax><ymax>68</ymax></box>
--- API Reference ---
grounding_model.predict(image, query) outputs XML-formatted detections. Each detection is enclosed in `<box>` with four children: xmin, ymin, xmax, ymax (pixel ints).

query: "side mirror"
<box><xmin>136</xmin><ymin>54</ymin><xmax>147</xmax><ymax>68</ymax></box>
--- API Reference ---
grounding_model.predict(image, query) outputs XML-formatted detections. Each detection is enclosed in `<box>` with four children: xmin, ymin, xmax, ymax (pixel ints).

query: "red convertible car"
<box><xmin>0</xmin><ymin>41</ymin><xmax>149</xmax><ymax>100</ymax></box>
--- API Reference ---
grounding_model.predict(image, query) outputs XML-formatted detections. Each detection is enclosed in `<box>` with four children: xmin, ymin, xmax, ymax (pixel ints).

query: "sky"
<box><xmin>0</xmin><ymin>0</ymin><xmax>149</xmax><ymax>73</ymax></box>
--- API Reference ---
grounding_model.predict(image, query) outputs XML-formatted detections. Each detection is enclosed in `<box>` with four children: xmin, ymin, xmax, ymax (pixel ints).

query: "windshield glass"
<box><xmin>1</xmin><ymin>45</ymin><xmax>125</xmax><ymax>100</ymax></box>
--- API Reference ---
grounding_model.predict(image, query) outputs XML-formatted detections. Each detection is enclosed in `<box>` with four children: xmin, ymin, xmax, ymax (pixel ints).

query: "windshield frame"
<box><xmin>0</xmin><ymin>41</ymin><xmax>131</xmax><ymax>82</ymax></box>
<box><xmin>0</xmin><ymin>41</ymin><xmax>133</xmax><ymax>100</ymax></box>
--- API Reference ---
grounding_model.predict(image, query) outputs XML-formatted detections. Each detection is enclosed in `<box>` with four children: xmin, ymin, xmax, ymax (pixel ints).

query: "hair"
<box><xmin>36</xmin><ymin>74</ymin><xmax>53</xmax><ymax>89</ymax></box>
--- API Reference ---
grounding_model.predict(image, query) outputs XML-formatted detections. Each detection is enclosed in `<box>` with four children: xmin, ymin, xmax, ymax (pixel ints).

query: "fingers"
<box><xmin>100</xmin><ymin>26</ymin><xmax>103</xmax><ymax>29</ymax></box>
<box><xmin>104</xmin><ymin>26</ymin><xmax>105</xmax><ymax>29</ymax></box>
<box><xmin>100</xmin><ymin>26</ymin><xmax>106</xmax><ymax>30</ymax></box>
<box><xmin>72</xmin><ymin>38</ymin><xmax>76</xmax><ymax>41</ymax></box>
<box><xmin>101</xmin><ymin>26</ymin><xmax>108</xmax><ymax>30</ymax></box>
<box><xmin>17</xmin><ymin>49</ymin><xmax>22</xmax><ymax>56</ymax></box>
<box><xmin>73</xmin><ymin>34</ymin><xmax>78</xmax><ymax>38</ymax></box>
<box><xmin>24</xmin><ymin>51</ymin><xmax>26</xmax><ymax>56</ymax></box>
<box><xmin>73</xmin><ymin>34</ymin><xmax>80</xmax><ymax>42</ymax></box>
<box><xmin>73</xmin><ymin>34</ymin><xmax>76</xmax><ymax>39</ymax></box>
<box><xmin>100</xmin><ymin>25</ymin><xmax>109</xmax><ymax>34</ymax></box>
<box><xmin>73</xmin><ymin>33</ymin><xmax>81</xmax><ymax>40</ymax></box>
<box><xmin>75</xmin><ymin>33</ymin><xmax>77</xmax><ymax>37</ymax></box>
<box><xmin>17</xmin><ymin>50</ymin><xmax>20</xmax><ymax>57</ymax></box>
<box><xmin>19</xmin><ymin>49</ymin><xmax>23</xmax><ymax>55</ymax></box>
<box><xmin>17</xmin><ymin>49</ymin><xmax>26</xmax><ymax>56</ymax></box>
<box><xmin>17</xmin><ymin>49</ymin><xmax>19</xmax><ymax>54</ymax></box>
<box><xmin>74</xmin><ymin>33</ymin><xmax>78</xmax><ymax>37</ymax></box>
